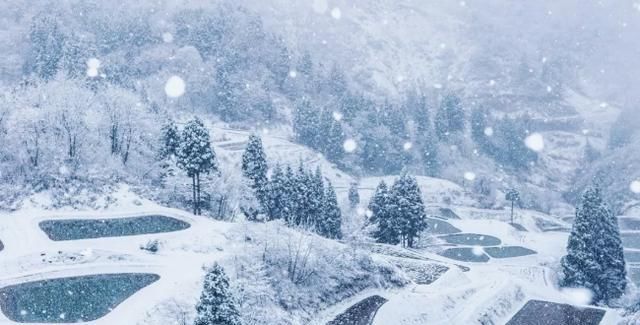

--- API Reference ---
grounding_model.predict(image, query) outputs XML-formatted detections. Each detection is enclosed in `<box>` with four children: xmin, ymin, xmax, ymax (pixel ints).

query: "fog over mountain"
<box><xmin>1</xmin><ymin>1</ymin><xmax>640</xmax><ymax>324</ymax></box>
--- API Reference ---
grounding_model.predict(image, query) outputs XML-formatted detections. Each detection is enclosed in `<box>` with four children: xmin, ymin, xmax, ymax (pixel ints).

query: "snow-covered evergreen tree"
<box><xmin>281</xmin><ymin>165</ymin><xmax>298</xmax><ymax>225</ymax></box>
<box><xmin>435</xmin><ymin>93</ymin><xmax>465</xmax><ymax>141</ymax></box>
<box><xmin>390</xmin><ymin>174</ymin><xmax>428</xmax><ymax>248</ymax></box>
<box><xmin>348</xmin><ymin>182</ymin><xmax>360</xmax><ymax>209</ymax></box>
<box><xmin>318</xmin><ymin>181</ymin><xmax>342</xmax><ymax>239</ymax></box>
<box><xmin>194</xmin><ymin>263</ymin><xmax>242</xmax><ymax>325</ymax></box>
<box><xmin>159</xmin><ymin>120</ymin><xmax>180</xmax><ymax>159</ymax></box>
<box><xmin>241</xmin><ymin>134</ymin><xmax>269</xmax><ymax>218</ymax></box>
<box><xmin>177</xmin><ymin>117</ymin><xmax>218</xmax><ymax>215</ymax></box>
<box><xmin>306</xmin><ymin>167</ymin><xmax>325</xmax><ymax>228</ymax></box>
<box><xmin>369</xmin><ymin>181</ymin><xmax>400</xmax><ymax>245</ymax></box>
<box><xmin>561</xmin><ymin>186</ymin><xmax>627</xmax><ymax>304</ymax></box>
<box><xmin>266</xmin><ymin>164</ymin><xmax>286</xmax><ymax>220</ymax></box>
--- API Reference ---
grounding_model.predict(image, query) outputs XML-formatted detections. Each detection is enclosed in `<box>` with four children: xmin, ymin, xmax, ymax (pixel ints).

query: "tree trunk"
<box><xmin>196</xmin><ymin>173</ymin><xmax>201</xmax><ymax>215</ymax></box>
<box><xmin>510</xmin><ymin>201</ymin><xmax>514</xmax><ymax>224</ymax></box>
<box><xmin>192</xmin><ymin>174</ymin><xmax>197</xmax><ymax>215</ymax></box>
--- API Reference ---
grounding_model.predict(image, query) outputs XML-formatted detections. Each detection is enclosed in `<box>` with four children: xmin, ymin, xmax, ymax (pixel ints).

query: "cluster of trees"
<box><xmin>240</xmin><ymin>135</ymin><xmax>342</xmax><ymax>239</ymax></box>
<box><xmin>561</xmin><ymin>186</ymin><xmax>626</xmax><ymax>304</ymax></box>
<box><xmin>471</xmin><ymin>109</ymin><xmax>538</xmax><ymax>170</ymax></box>
<box><xmin>160</xmin><ymin>118</ymin><xmax>219</xmax><ymax>215</ymax></box>
<box><xmin>367</xmin><ymin>175</ymin><xmax>428</xmax><ymax>248</ymax></box>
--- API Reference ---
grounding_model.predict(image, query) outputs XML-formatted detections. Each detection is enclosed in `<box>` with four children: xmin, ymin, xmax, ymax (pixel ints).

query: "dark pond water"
<box><xmin>621</xmin><ymin>233</ymin><xmax>640</xmax><ymax>249</ymax></box>
<box><xmin>439</xmin><ymin>233</ymin><xmax>501</xmax><ymax>246</ymax></box>
<box><xmin>484</xmin><ymin>246</ymin><xmax>537</xmax><ymax>258</ymax></box>
<box><xmin>0</xmin><ymin>273</ymin><xmax>159</xmax><ymax>323</ymax></box>
<box><xmin>327</xmin><ymin>295</ymin><xmax>388</xmax><ymax>325</ymax></box>
<box><xmin>40</xmin><ymin>215</ymin><xmax>190</xmax><ymax>241</ymax></box>
<box><xmin>506</xmin><ymin>300</ymin><xmax>605</xmax><ymax>325</ymax></box>
<box><xmin>439</xmin><ymin>247</ymin><xmax>490</xmax><ymax>263</ymax></box>
<box><xmin>425</xmin><ymin>218</ymin><xmax>461</xmax><ymax>235</ymax></box>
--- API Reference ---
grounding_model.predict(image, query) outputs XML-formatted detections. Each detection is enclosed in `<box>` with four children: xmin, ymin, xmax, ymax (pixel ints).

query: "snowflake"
<box><xmin>403</xmin><ymin>142</ymin><xmax>413</xmax><ymax>151</ymax></box>
<box><xmin>484</xmin><ymin>127</ymin><xmax>494</xmax><ymax>137</ymax></box>
<box><xmin>332</xmin><ymin>111</ymin><xmax>343</xmax><ymax>121</ymax></box>
<box><xmin>162</xmin><ymin>32</ymin><xmax>174</xmax><ymax>43</ymax></box>
<box><xmin>289</xmin><ymin>70</ymin><xmax>298</xmax><ymax>78</ymax></box>
<box><xmin>472</xmin><ymin>246</ymin><xmax>483</xmax><ymax>256</ymax></box>
<box><xmin>524</xmin><ymin>133</ymin><xmax>545</xmax><ymax>152</ymax></box>
<box><xmin>331</xmin><ymin>7</ymin><xmax>342</xmax><ymax>19</ymax></box>
<box><xmin>464</xmin><ymin>172</ymin><xmax>476</xmax><ymax>181</ymax></box>
<box><xmin>165</xmin><ymin>76</ymin><xmax>186</xmax><ymax>98</ymax></box>
<box><xmin>630</xmin><ymin>181</ymin><xmax>640</xmax><ymax>194</ymax></box>
<box><xmin>343</xmin><ymin>139</ymin><xmax>357</xmax><ymax>153</ymax></box>
<box><xmin>86</xmin><ymin>58</ymin><xmax>101</xmax><ymax>78</ymax></box>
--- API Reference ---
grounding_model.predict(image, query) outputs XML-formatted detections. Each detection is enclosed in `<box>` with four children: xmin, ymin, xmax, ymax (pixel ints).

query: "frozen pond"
<box><xmin>506</xmin><ymin>300</ymin><xmax>605</xmax><ymax>325</ymax></box>
<box><xmin>621</xmin><ymin>233</ymin><xmax>640</xmax><ymax>249</ymax></box>
<box><xmin>619</xmin><ymin>217</ymin><xmax>640</xmax><ymax>231</ymax></box>
<box><xmin>327</xmin><ymin>295</ymin><xmax>387</xmax><ymax>325</ymax></box>
<box><xmin>40</xmin><ymin>215</ymin><xmax>190</xmax><ymax>241</ymax></box>
<box><xmin>0</xmin><ymin>273</ymin><xmax>159</xmax><ymax>323</ymax></box>
<box><xmin>425</xmin><ymin>218</ymin><xmax>461</xmax><ymax>235</ymax></box>
<box><xmin>629</xmin><ymin>268</ymin><xmax>640</xmax><ymax>285</ymax></box>
<box><xmin>625</xmin><ymin>250</ymin><xmax>640</xmax><ymax>263</ymax></box>
<box><xmin>439</xmin><ymin>233</ymin><xmax>501</xmax><ymax>246</ymax></box>
<box><xmin>439</xmin><ymin>248</ymin><xmax>490</xmax><ymax>263</ymax></box>
<box><xmin>484</xmin><ymin>246</ymin><xmax>537</xmax><ymax>258</ymax></box>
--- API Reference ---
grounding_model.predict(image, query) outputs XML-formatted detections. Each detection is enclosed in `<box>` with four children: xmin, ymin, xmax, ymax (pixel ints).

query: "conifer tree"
<box><xmin>369</xmin><ymin>181</ymin><xmax>400</xmax><ymax>245</ymax></box>
<box><xmin>177</xmin><ymin>117</ymin><xmax>218</xmax><ymax>215</ymax></box>
<box><xmin>159</xmin><ymin>120</ymin><xmax>180</xmax><ymax>159</ymax></box>
<box><xmin>279</xmin><ymin>165</ymin><xmax>298</xmax><ymax>225</ymax></box>
<box><xmin>435</xmin><ymin>93</ymin><xmax>465</xmax><ymax>140</ymax></box>
<box><xmin>561</xmin><ymin>186</ymin><xmax>627</xmax><ymax>304</ymax></box>
<box><xmin>390</xmin><ymin>174</ymin><xmax>428</xmax><ymax>248</ymax></box>
<box><xmin>241</xmin><ymin>134</ymin><xmax>269</xmax><ymax>217</ymax></box>
<box><xmin>298</xmin><ymin>167</ymin><xmax>324</xmax><ymax>228</ymax></box>
<box><xmin>318</xmin><ymin>181</ymin><xmax>342</xmax><ymax>239</ymax></box>
<box><xmin>348</xmin><ymin>182</ymin><xmax>360</xmax><ymax>209</ymax></box>
<box><xmin>194</xmin><ymin>263</ymin><xmax>242</xmax><ymax>325</ymax></box>
<box><xmin>266</xmin><ymin>164</ymin><xmax>286</xmax><ymax>220</ymax></box>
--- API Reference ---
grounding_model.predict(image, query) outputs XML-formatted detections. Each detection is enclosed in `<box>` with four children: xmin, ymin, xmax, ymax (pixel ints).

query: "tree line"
<box><xmin>160</xmin><ymin>123</ymin><xmax>343</xmax><ymax>239</ymax></box>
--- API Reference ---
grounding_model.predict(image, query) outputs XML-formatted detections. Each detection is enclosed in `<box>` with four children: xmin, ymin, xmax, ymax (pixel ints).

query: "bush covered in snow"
<box><xmin>227</xmin><ymin>222</ymin><xmax>407</xmax><ymax>325</ymax></box>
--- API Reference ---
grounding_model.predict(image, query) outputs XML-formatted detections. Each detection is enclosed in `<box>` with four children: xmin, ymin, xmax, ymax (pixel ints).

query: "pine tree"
<box><xmin>28</xmin><ymin>14</ymin><xmax>65</xmax><ymax>80</ymax></box>
<box><xmin>281</xmin><ymin>165</ymin><xmax>298</xmax><ymax>225</ymax></box>
<box><xmin>159</xmin><ymin>120</ymin><xmax>180</xmax><ymax>159</ymax></box>
<box><xmin>369</xmin><ymin>181</ymin><xmax>400</xmax><ymax>245</ymax></box>
<box><xmin>177</xmin><ymin>118</ymin><xmax>218</xmax><ymax>215</ymax></box>
<box><xmin>435</xmin><ymin>93</ymin><xmax>465</xmax><ymax>140</ymax></box>
<box><xmin>348</xmin><ymin>182</ymin><xmax>360</xmax><ymax>209</ymax></box>
<box><xmin>194</xmin><ymin>263</ymin><xmax>242</xmax><ymax>325</ymax></box>
<box><xmin>241</xmin><ymin>134</ymin><xmax>269</xmax><ymax>218</ymax></box>
<box><xmin>561</xmin><ymin>186</ymin><xmax>627</xmax><ymax>304</ymax></box>
<box><xmin>318</xmin><ymin>181</ymin><xmax>342</xmax><ymax>239</ymax></box>
<box><xmin>390</xmin><ymin>174</ymin><xmax>428</xmax><ymax>248</ymax></box>
<box><xmin>305</xmin><ymin>167</ymin><xmax>325</xmax><ymax>229</ymax></box>
<box><xmin>267</xmin><ymin>164</ymin><xmax>286</xmax><ymax>220</ymax></box>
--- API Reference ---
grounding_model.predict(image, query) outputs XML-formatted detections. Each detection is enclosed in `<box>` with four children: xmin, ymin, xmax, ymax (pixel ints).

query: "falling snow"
<box><xmin>164</xmin><ymin>75</ymin><xmax>186</xmax><ymax>98</ymax></box>
<box><xmin>484</xmin><ymin>127</ymin><xmax>494</xmax><ymax>137</ymax></box>
<box><xmin>343</xmin><ymin>139</ymin><xmax>357</xmax><ymax>153</ymax></box>
<box><xmin>524</xmin><ymin>133</ymin><xmax>545</xmax><ymax>152</ymax></box>
<box><xmin>331</xmin><ymin>8</ymin><xmax>342</xmax><ymax>19</ymax></box>
<box><xmin>162</xmin><ymin>32</ymin><xmax>174</xmax><ymax>43</ymax></box>
<box><xmin>403</xmin><ymin>142</ymin><xmax>413</xmax><ymax>151</ymax></box>
<box><xmin>630</xmin><ymin>180</ymin><xmax>640</xmax><ymax>194</ymax></box>
<box><xmin>86</xmin><ymin>58</ymin><xmax>100</xmax><ymax>78</ymax></box>
<box><xmin>332</xmin><ymin>111</ymin><xmax>343</xmax><ymax>121</ymax></box>
<box><xmin>464</xmin><ymin>172</ymin><xmax>476</xmax><ymax>181</ymax></box>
